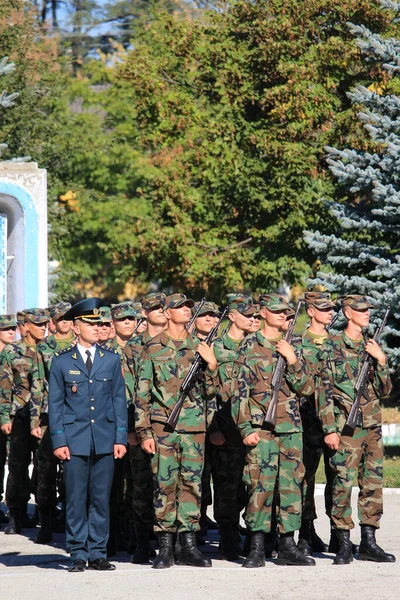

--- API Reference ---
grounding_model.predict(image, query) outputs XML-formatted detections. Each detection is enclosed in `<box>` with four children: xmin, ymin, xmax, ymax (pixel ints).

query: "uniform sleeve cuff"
<box><xmin>286</xmin><ymin>359</ymin><xmax>302</xmax><ymax>374</ymax></box>
<box><xmin>138</xmin><ymin>429</ymin><xmax>153</xmax><ymax>442</ymax></box>
<box><xmin>239</xmin><ymin>425</ymin><xmax>254</xmax><ymax>440</ymax></box>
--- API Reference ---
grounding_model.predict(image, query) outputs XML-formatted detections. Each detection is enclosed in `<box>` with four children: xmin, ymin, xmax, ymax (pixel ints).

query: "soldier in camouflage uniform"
<box><xmin>0</xmin><ymin>308</ymin><xmax>49</xmax><ymax>534</ymax></box>
<box><xmin>134</xmin><ymin>293</ymin><xmax>218</xmax><ymax>569</ymax></box>
<box><xmin>233</xmin><ymin>293</ymin><xmax>321</xmax><ymax>568</ymax></box>
<box><xmin>33</xmin><ymin>302</ymin><xmax>73</xmax><ymax>544</ymax></box>
<box><xmin>123</xmin><ymin>292</ymin><xmax>167</xmax><ymax>563</ymax></box>
<box><xmin>98</xmin><ymin>307</ymin><xmax>114</xmax><ymax>344</ymax></box>
<box><xmin>101</xmin><ymin>302</ymin><xmax>137</xmax><ymax>555</ymax></box>
<box><xmin>211</xmin><ymin>294</ymin><xmax>256</xmax><ymax>560</ymax></box>
<box><xmin>249</xmin><ymin>304</ymin><xmax>261</xmax><ymax>333</ymax></box>
<box><xmin>0</xmin><ymin>315</ymin><xmax>17</xmax><ymax>524</ymax></box>
<box><xmin>296</xmin><ymin>292</ymin><xmax>336</xmax><ymax>555</ymax></box>
<box><xmin>321</xmin><ymin>295</ymin><xmax>395</xmax><ymax>565</ymax></box>
<box><xmin>16</xmin><ymin>310</ymin><xmax>27</xmax><ymax>340</ymax></box>
<box><xmin>131</xmin><ymin>302</ymin><xmax>148</xmax><ymax>335</ymax></box>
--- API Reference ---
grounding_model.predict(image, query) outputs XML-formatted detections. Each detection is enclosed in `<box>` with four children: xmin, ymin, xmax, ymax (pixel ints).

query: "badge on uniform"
<box><xmin>69</xmin><ymin>370</ymin><xmax>81</xmax><ymax>375</ymax></box>
<box><xmin>71</xmin><ymin>385</ymin><xmax>78</xmax><ymax>393</ymax></box>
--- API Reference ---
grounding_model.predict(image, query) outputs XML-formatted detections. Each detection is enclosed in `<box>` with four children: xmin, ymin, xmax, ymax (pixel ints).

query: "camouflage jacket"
<box><xmin>296</xmin><ymin>330</ymin><xmax>332</xmax><ymax>406</ymax></box>
<box><xmin>319</xmin><ymin>332</ymin><xmax>392</xmax><ymax>434</ymax></box>
<box><xmin>134</xmin><ymin>331</ymin><xmax>218</xmax><ymax>440</ymax></box>
<box><xmin>232</xmin><ymin>331</ymin><xmax>316</xmax><ymax>438</ymax></box>
<box><xmin>211</xmin><ymin>333</ymin><xmax>243</xmax><ymax>434</ymax></box>
<box><xmin>100</xmin><ymin>338</ymin><xmax>132</xmax><ymax>406</ymax></box>
<box><xmin>0</xmin><ymin>341</ymin><xmax>43</xmax><ymax>426</ymax></box>
<box><xmin>123</xmin><ymin>330</ymin><xmax>152</xmax><ymax>432</ymax></box>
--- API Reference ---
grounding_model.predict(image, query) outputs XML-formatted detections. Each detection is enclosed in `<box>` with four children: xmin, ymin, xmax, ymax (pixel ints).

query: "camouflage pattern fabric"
<box><xmin>330</xmin><ymin>426</ymin><xmax>383</xmax><ymax>530</ymax></box>
<box><xmin>134</xmin><ymin>331</ymin><xmax>218</xmax><ymax>439</ymax></box>
<box><xmin>152</xmin><ymin>422</ymin><xmax>205</xmax><ymax>533</ymax></box>
<box><xmin>243</xmin><ymin>430</ymin><xmax>304</xmax><ymax>534</ymax></box>
<box><xmin>101</xmin><ymin>338</ymin><xmax>134</xmax><ymax>406</ymax></box>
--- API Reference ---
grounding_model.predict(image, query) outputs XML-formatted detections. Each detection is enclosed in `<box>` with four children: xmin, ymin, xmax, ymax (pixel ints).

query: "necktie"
<box><xmin>85</xmin><ymin>349</ymin><xmax>93</xmax><ymax>374</ymax></box>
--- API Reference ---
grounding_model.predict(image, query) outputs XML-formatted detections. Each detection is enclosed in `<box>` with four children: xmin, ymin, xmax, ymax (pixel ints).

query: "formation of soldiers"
<box><xmin>0</xmin><ymin>290</ymin><xmax>396</xmax><ymax>568</ymax></box>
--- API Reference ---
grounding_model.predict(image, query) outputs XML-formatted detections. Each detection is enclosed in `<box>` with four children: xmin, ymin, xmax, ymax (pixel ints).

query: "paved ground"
<box><xmin>0</xmin><ymin>487</ymin><xmax>399</xmax><ymax>600</ymax></box>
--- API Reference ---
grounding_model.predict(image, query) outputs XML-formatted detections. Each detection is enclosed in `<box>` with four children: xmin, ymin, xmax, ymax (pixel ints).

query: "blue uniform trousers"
<box><xmin>63</xmin><ymin>444</ymin><xmax>114</xmax><ymax>561</ymax></box>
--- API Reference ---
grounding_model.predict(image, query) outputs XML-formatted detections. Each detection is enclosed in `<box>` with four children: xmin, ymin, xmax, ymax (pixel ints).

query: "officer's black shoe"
<box><xmin>242</xmin><ymin>532</ymin><xmax>265</xmax><ymax>568</ymax></box>
<box><xmin>35</xmin><ymin>512</ymin><xmax>53</xmax><ymax>544</ymax></box>
<box><xmin>88</xmin><ymin>558</ymin><xmax>116</xmax><ymax>571</ymax></box>
<box><xmin>68</xmin><ymin>559</ymin><xmax>86</xmax><ymax>572</ymax></box>
<box><xmin>179</xmin><ymin>532</ymin><xmax>212</xmax><ymax>567</ymax></box>
<box><xmin>358</xmin><ymin>525</ymin><xmax>396</xmax><ymax>563</ymax></box>
<box><xmin>333</xmin><ymin>529</ymin><xmax>353</xmax><ymax>565</ymax></box>
<box><xmin>131</xmin><ymin>531</ymin><xmax>152</xmax><ymax>564</ymax></box>
<box><xmin>219</xmin><ymin>525</ymin><xmax>241</xmax><ymax>561</ymax></box>
<box><xmin>276</xmin><ymin>533</ymin><xmax>316</xmax><ymax>566</ymax></box>
<box><xmin>4</xmin><ymin>510</ymin><xmax>22</xmax><ymax>535</ymax></box>
<box><xmin>153</xmin><ymin>532</ymin><xmax>174</xmax><ymax>569</ymax></box>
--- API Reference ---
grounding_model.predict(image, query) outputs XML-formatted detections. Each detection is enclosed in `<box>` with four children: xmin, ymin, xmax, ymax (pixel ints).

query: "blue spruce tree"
<box><xmin>305</xmin><ymin>0</ymin><xmax>400</xmax><ymax>367</ymax></box>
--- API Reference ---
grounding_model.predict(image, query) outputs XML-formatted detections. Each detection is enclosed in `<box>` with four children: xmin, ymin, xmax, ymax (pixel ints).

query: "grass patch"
<box><xmin>315</xmin><ymin>446</ymin><xmax>400</xmax><ymax>488</ymax></box>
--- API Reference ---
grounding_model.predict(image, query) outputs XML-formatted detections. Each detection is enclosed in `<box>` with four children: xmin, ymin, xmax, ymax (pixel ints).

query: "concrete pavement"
<box><xmin>0</xmin><ymin>488</ymin><xmax>399</xmax><ymax>600</ymax></box>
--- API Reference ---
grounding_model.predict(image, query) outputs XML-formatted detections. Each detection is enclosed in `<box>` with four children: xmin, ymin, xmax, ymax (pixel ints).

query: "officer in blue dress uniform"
<box><xmin>48</xmin><ymin>298</ymin><xmax>128</xmax><ymax>572</ymax></box>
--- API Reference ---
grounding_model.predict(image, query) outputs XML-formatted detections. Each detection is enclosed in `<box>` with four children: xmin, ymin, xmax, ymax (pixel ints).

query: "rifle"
<box><xmin>327</xmin><ymin>311</ymin><xmax>340</xmax><ymax>332</ymax></box>
<box><xmin>264</xmin><ymin>299</ymin><xmax>304</xmax><ymax>428</ymax></box>
<box><xmin>185</xmin><ymin>297</ymin><xmax>206</xmax><ymax>333</ymax></box>
<box><xmin>166</xmin><ymin>306</ymin><xmax>228</xmax><ymax>431</ymax></box>
<box><xmin>132</xmin><ymin>317</ymin><xmax>145</xmax><ymax>335</ymax></box>
<box><xmin>220</xmin><ymin>319</ymin><xmax>232</xmax><ymax>338</ymax></box>
<box><xmin>345</xmin><ymin>307</ymin><xmax>390</xmax><ymax>432</ymax></box>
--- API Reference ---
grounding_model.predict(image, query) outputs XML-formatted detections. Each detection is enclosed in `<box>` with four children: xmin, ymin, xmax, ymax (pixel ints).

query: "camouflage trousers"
<box><xmin>330</xmin><ymin>425</ymin><xmax>383</xmax><ymax>530</ymax></box>
<box><xmin>6</xmin><ymin>404</ymin><xmax>39</xmax><ymax>510</ymax></box>
<box><xmin>210</xmin><ymin>426</ymin><xmax>246</xmax><ymax>527</ymax></box>
<box><xmin>129</xmin><ymin>443</ymin><xmax>154</xmax><ymax>533</ymax></box>
<box><xmin>300</xmin><ymin>399</ymin><xmax>334</xmax><ymax>522</ymax></box>
<box><xmin>151</xmin><ymin>423</ymin><xmax>205</xmax><ymax>533</ymax></box>
<box><xmin>243</xmin><ymin>430</ymin><xmax>304</xmax><ymax>534</ymax></box>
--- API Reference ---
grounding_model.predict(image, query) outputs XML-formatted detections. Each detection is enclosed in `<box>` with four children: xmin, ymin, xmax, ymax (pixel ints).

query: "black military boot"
<box><xmin>219</xmin><ymin>525</ymin><xmax>242</xmax><ymax>561</ymax></box>
<box><xmin>179</xmin><ymin>532</ymin><xmax>212</xmax><ymax>567</ymax></box>
<box><xmin>333</xmin><ymin>529</ymin><xmax>353</xmax><ymax>565</ymax></box>
<box><xmin>153</xmin><ymin>532</ymin><xmax>174</xmax><ymax>569</ymax></box>
<box><xmin>264</xmin><ymin>529</ymin><xmax>279</xmax><ymax>558</ymax></box>
<box><xmin>310</xmin><ymin>521</ymin><xmax>328</xmax><ymax>553</ymax></box>
<box><xmin>276</xmin><ymin>533</ymin><xmax>316</xmax><ymax>566</ymax></box>
<box><xmin>4</xmin><ymin>509</ymin><xmax>22</xmax><ymax>535</ymax></box>
<box><xmin>297</xmin><ymin>521</ymin><xmax>312</xmax><ymax>556</ymax></box>
<box><xmin>242</xmin><ymin>532</ymin><xmax>265</xmax><ymax>568</ymax></box>
<box><xmin>35</xmin><ymin>509</ymin><xmax>52</xmax><ymax>544</ymax></box>
<box><xmin>131</xmin><ymin>529</ymin><xmax>152</xmax><ymax>564</ymax></box>
<box><xmin>329</xmin><ymin>527</ymin><xmax>358</xmax><ymax>556</ymax></box>
<box><xmin>358</xmin><ymin>525</ymin><xmax>396</xmax><ymax>563</ymax></box>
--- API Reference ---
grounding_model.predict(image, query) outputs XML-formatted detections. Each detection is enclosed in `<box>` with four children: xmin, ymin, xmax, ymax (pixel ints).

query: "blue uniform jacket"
<box><xmin>48</xmin><ymin>345</ymin><xmax>128</xmax><ymax>455</ymax></box>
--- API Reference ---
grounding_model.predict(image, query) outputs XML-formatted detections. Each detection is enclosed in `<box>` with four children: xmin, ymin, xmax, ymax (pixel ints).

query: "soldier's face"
<box><xmin>146</xmin><ymin>307</ymin><xmax>167</xmax><ymax>327</ymax></box>
<box><xmin>195</xmin><ymin>313</ymin><xmax>216</xmax><ymax>335</ymax></box>
<box><xmin>113</xmin><ymin>317</ymin><xmax>137</xmax><ymax>337</ymax></box>
<box><xmin>228</xmin><ymin>310</ymin><xmax>254</xmax><ymax>332</ymax></box>
<box><xmin>347</xmin><ymin>307</ymin><xmax>370</xmax><ymax>328</ymax></box>
<box><xmin>261</xmin><ymin>308</ymin><xmax>287</xmax><ymax>329</ymax></box>
<box><xmin>26</xmin><ymin>320</ymin><xmax>48</xmax><ymax>342</ymax></box>
<box><xmin>47</xmin><ymin>320</ymin><xmax>57</xmax><ymax>334</ymax></box>
<box><xmin>165</xmin><ymin>303</ymin><xmax>192</xmax><ymax>325</ymax></box>
<box><xmin>249</xmin><ymin>317</ymin><xmax>261</xmax><ymax>332</ymax></box>
<box><xmin>98</xmin><ymin>323</ymin><xmax>112</xmax><ymax>342</ymax></box>
<box><xmin>307</xmin><ymin>306</ymin><xmax>333</xmax><ymax>325</ymax></box>
<box><xmin>73</xmin><ymin>320</ymin><xmax>100</xmax><ymax>344</ymax></box>
<box><xmin>55</xmin><ymin>317</ymin><xmax>72</xmax><ymax>335</ymax></box>
<box><xmin>137</xmin><ymin>320</ymin><xmax>148</xmax><ymax>333</ymax></box>
<box><xmin>18</xmin><ymin>323</ymin><xmax>28</xmax><ymax>338</ymax></box>
<box><xmin>0</xmin><ymin>327</ymin><xmax>17</xmax><ymax>346</ymax></box>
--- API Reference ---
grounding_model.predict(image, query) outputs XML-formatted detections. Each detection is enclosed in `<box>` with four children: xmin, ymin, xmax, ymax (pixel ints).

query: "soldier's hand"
<box><xmin>128</xmin><ymin>432</ymin><xmax>140</xmax><ymax>446</ymax></box>
<box><xmin>209</xmin><ymin>431</ymin><xmax>225</xmax><ymax>446</ymax></box>
<box><xmin>31</xmin><ymin>427</ymin><xmax>42</xmax><ymax>439</ymax></box>
<box><xmin>54</xmin><ymin>446</ymin><xmax>71</xmax><ymax>461</ymax></box>
<box><xmin>114</xmin><ymin>444</ymin><xmax>127</xmax><ymax>459</ymax></box>
<box><xmin>1</xmin><ymin>422</ymin><xmax>12</xmax><ymax>435</ymax></box>
<box><xmin>365</xmin><ymin>339</ymin><xmax>387</xmax><ymax>367</ymax></box>
<box><xmin>276</xmin><ymin>340</ymin><xmax>297</xmax><ymax>365</ymax></box>
<box><xmin>324</xmin><ymin>432</ymin><xmax>340</xmax><ymax>451</ymax></box>
<box><xmin>142</xmin><ymin>438</ymin><xmax>156</xmax><ymax>455</ymax></box>
<box><xmin>197</xmin><ymin>342</ymin><xmax>217</xmax><ymax>371</ymax></box>
<box><xmin>243</xmin><ymin>432</ymin><xmax>260</xmax><ymax>446</ymax></box>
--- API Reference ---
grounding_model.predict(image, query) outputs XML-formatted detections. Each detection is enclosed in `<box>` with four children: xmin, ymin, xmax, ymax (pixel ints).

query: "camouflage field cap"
<box><xmin>226</xmin><ymin>294</ymin><xmax>256</xmax><ymax>316</ymax></box>
<box><xmin>142</xmin><ymin>293</ymin><xmax>166</xmax><ymax>311</ymax></box>
<box><xmin>195</xmin><ymin>301</ymin><xmax>219</xmax><ymax>317</ymax></box>
<box><xmin>130</xmin><ymin>301</ymin><xmax>144</xmax><ymax>319</ymax></box>
<box><xmin>253</xmin><ymin>303</ymin><xmax>261</xmax><ymax>318</ymax></box>
<box><xmin>111</xmin><ymin>301</ymin><xmax>137</xmax><ymax>320</ymax></box>
<box><xmin>259</xmin><ymin>293</ymin><xmax>290</xmax><ymax>312</ymax></box>
<box><xmin>64</xmin><ymin>298</ymin><xmax>102</xmax><ymax>322</ymax></box>
<box><xmin>0</xmin><ymin>314</ymin><xmax>17</xmax><ymax>329</ymax></box>
<box><xmin>49</xmin><ymin>302</ymin><xmax>72</xmax><ymax>320</ymax></box>
<box><xmin>340</xmin><ymin>295</ymin><xmax>374</xmax><ymax>310</ymax></box>
<box><xmin>24</xmin><ymin>308</ymin><xmax>50</xmax><ymax>324</ymax></box>
<box><xmin>16</xmin><ymin>310</ymin><xmax>26</xmax><ymax>324</ymax></box>
<box><xmin>164</xmin><ymin>293</ymin><xmax>195</xmax><ymax>310</ymax></box>
<box><xmin>99</xmin><ymin>306</ymin><xmax>112</xmax><ymax>323</ymax></box>
<box><xmin>304</xmin><ymin>291</ymin><xmax>335</xmax><ymax>310</ymax></box>
<box><xmin>286</xmin><ymin>306</ymin><xmax>295</xmax><ymax>319</ymax></box>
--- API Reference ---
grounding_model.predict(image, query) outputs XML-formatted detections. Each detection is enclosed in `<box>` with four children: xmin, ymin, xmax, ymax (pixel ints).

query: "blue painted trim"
<box><xmin>0</xmin><ymin>180</ymin><xmax>39</xmax><ymax>307</ymax></box>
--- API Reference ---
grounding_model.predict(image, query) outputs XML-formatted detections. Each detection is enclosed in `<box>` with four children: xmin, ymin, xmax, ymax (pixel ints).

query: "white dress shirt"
<box><xmin>77</xmin><ymin>343</ymin><xmax>96</xmax><ymax>365</ymax></box>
